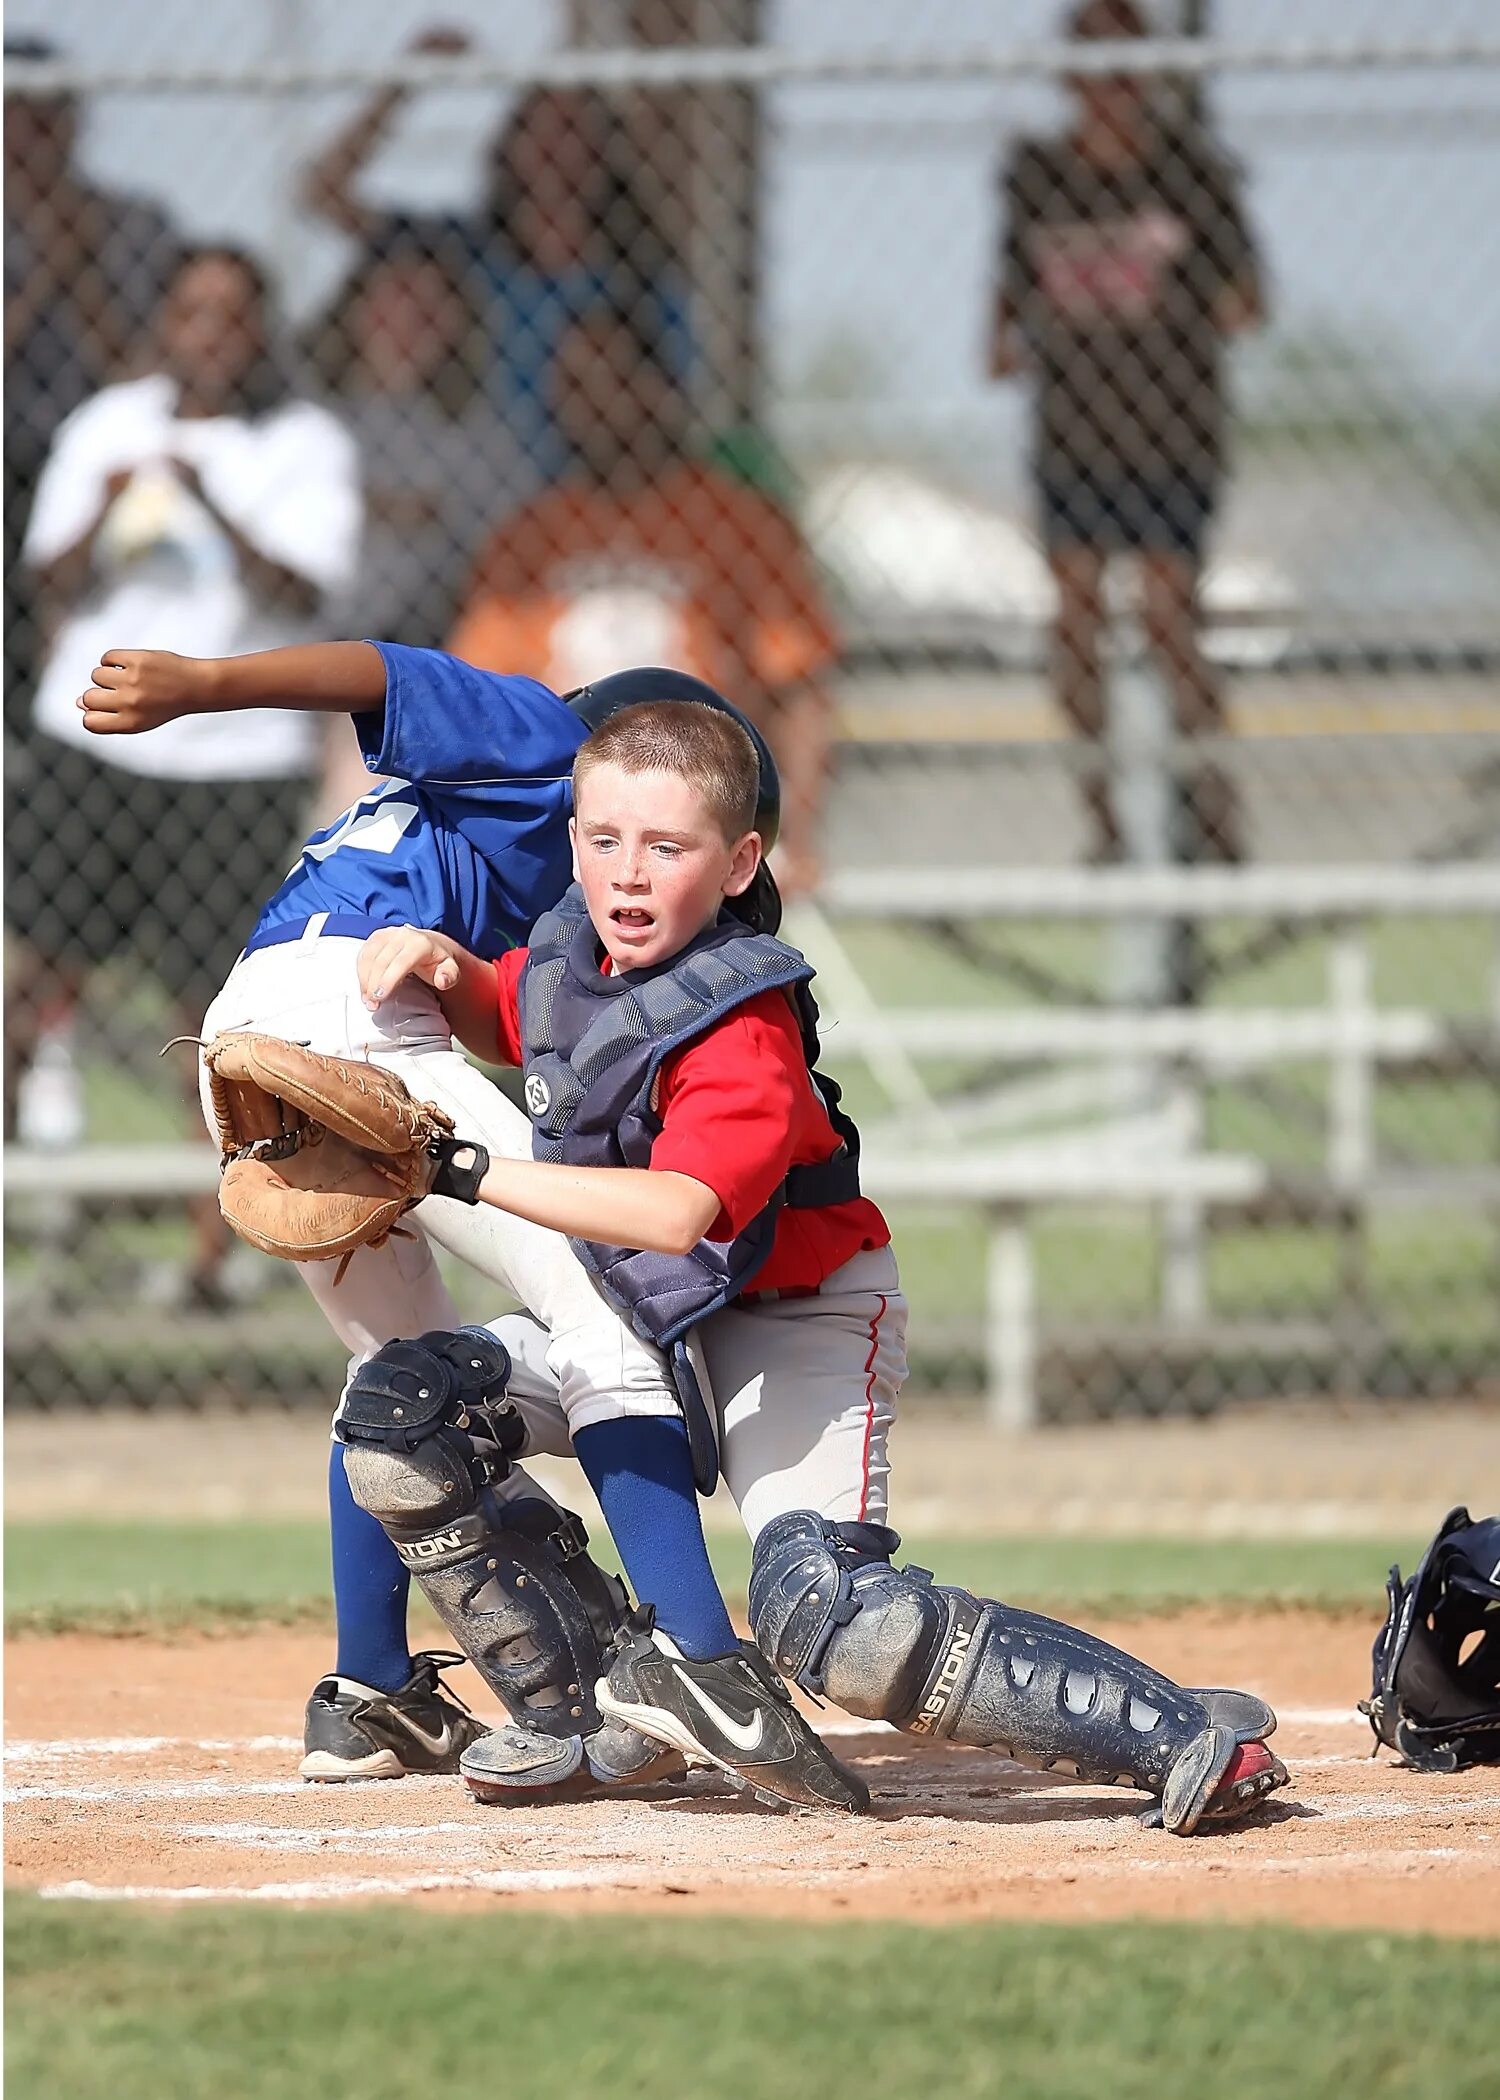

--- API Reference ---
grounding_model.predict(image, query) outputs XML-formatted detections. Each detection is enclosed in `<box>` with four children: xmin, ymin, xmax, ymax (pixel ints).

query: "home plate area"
<box><xmin>7</xmin><ymin>1624</ymin><xmax>1499</xmax><ymax>1933</ymax></box>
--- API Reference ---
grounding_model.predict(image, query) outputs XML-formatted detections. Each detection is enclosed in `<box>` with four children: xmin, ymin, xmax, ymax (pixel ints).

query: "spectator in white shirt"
<box><xmin>6</xmin><ymin>242</ymin><xmax>362</xmax><ymax>1304</ymax></box>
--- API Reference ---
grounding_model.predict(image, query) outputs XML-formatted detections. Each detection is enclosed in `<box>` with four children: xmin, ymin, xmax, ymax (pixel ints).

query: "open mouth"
<box><xmin>610</xmin><ymin>906</ymin><xmax>656</xmax><ymax>936</ymax></box>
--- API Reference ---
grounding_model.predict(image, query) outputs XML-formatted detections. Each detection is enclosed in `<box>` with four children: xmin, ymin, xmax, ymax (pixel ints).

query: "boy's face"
<box><xmin>570</xmin><ymin>761</ymin><xmax>761</xmax><ymax>974</ymax></box>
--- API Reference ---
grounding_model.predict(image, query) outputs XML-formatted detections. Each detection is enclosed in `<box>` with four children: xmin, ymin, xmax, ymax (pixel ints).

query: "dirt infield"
<box><xmin>8</xmin><ymin>1614</ymin><xmax>1498</xmax><ymax>1934</ymax></box>
<box><xmin>10</xmin><ymin>1401</ymin><xmax>1499</xmax><ymax>1534</ymax></box>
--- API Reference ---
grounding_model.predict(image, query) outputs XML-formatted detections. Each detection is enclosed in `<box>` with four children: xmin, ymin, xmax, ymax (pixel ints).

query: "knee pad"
<box><xmin>340</xmin><ymin>1328</ymin><xmax>626</xmax><ymax>1737</ymax></box>
<box><xmin>749</xmin><ymin>1509</ymin><xmax>1277</xmax><ymax>1823</ymax></box>
<box><xmin>339</xmin><ymin>1328</ymin><xmax>523</xmax><ymax>1537</ymax></box>
<box><xmin>749</xmin><ymin>1510</ymin><xmax>943</xmax><ymax>1721</ymax></box>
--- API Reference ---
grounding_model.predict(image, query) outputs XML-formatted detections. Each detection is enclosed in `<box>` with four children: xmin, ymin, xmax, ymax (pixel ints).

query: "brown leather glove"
<box><xmin>202</xmin><ymin>1032</ymin><xmax>483</xmax><ymax>1274</ymax></box>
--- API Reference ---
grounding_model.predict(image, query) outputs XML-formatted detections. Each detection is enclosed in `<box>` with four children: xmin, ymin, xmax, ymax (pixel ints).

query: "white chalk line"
<box><xmin>7</xmin><ymin>1778</ymin><xmax>310</xmax><ymax>1804</ymax></box>
<box><xmin>39</xmin><ymin>1869</ymin><xmax>639</xmax><ymax>1903</ymax></box>
<box><xmin>5</xmin><ymin>1735</ymin><xmax>303</xmax><ymax>1763</ymax></box>
<box><xmin>177</xmin><ymin>1820</ymin><xmax>488</xmax><ymax>1854</ymax></box>
<box><xmin>1298</xmin><ymin>1795</ymin><xmax>1499</xmax><ymax>1829</ymax></box>
<box><xmin>2</xmin><ymin>1709</ymin><xmax>1368</xmax><ymax>1766</ymax></box>
<box><xmin>35</xmin><ymin>1840</ymin><xmax>1499</xmax><ymax>1907</ymax></box>
<box><xmin>8</xmin><ymin>1774</ymin><xmax>444</xmax><ymax>1805</ymax></box>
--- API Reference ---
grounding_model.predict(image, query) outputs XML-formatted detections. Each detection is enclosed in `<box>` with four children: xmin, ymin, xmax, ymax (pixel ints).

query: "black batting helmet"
<box><xmin>564</xmin><ymin>666</ymin><xmax>784</xmax><ymax>934</ymax></box>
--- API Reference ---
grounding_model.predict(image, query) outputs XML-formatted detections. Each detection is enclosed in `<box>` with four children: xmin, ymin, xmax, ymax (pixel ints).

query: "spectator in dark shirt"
<box><xmin>301</xmin><ymin>25</ymin><xmax>686</xmax><ymax>481</ymax></box>
<box><xmin>991</xmin><ymin>0</ymin><xmax>1265</xmax><ymax>861</ymax></box>
<box><xmin>306</xmin><ymin>215</ymin><xmax>534</xmax><ymax>654</ymax></box>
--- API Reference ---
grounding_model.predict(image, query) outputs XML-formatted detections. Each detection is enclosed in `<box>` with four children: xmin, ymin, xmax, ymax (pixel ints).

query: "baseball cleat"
<box><xmin>299</xmin><ymin>1650</ymin><xmax>487</xmax><ymax>1781</ymax></box>
<box><xmin>1144</xmin><ymin>1728</ymin><xmax>1290</xmax><ymax>1834</ymax></box>
<box><xmin>596</xmin><ymin>1609</ymin><xmax>871</xmax><ymax>1815</ymax></box>
<box><xmin>460</xmin><ymin>1716</ymin><xmax>686</xmax><ymax>1805</ymax></box>
<box><xmin>1198</xmin><ymin>1738</ymin><xmax>1290</xmax><ymax>1822</ymax></box>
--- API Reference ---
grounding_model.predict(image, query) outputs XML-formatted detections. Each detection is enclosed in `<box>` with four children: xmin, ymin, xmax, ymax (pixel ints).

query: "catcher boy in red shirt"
<box><xmin>357</xmin><ymin>698</ymin><xmax>1287</xmax><ymax>1833</ymax></box>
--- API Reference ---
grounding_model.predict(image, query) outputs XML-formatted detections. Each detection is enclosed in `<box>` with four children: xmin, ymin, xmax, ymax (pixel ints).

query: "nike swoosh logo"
<box><xmin>396</xmin><ymin>1717</ymin><xmax>452</xmax><ymax>1757</ymax></box>
<box><xmin>673</xmin><ymin>1668</ymin><xmax>765</xmax><ymax>1754</ymax></box>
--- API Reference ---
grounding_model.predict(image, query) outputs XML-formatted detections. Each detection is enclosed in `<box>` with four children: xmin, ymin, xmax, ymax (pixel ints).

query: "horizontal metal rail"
<box><xmin>824</xmin><ymin>1007</ymin><xmax>1460</xmax><ymax>1063</ymax></box>
<box><xmin>5</xmin><ymin>1146</ymin><xmax>222</xmax><ymax>1199</ymax></box>
<box><xmin>3</xmin><ymin>1142</ymin><xmax>1263</xmax><ymax>1205</ymax></box>
<box><xmin>14</xmin><ymin>1144</ymin><xmax>1500</xmax><ymax>1211</ymax></box>
<box><xmin>818</xmin><ymin>864</ymin><xmax>1500</xmax><ymax>921</ymax></box>
<box><xmin>8</xmin><ymin>37</ymin><xmax>1499</xmax><ymax>98</ymax></box>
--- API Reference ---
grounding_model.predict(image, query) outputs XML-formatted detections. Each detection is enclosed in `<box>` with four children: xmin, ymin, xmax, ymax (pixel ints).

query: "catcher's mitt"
<box><xmin>1361</xmin><ymin>1504</ymin><xmax>1500</xmax><ymax>1772</ymax></box>
<box><xmin>203</xmin><ymin>1032</ymin><xmax>488</xmax><ymax>1273</ymax></box>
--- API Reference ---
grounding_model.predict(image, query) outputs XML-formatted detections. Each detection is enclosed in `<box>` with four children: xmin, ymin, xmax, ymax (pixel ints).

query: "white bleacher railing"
<box><xmin>6</xmin><ymin>867</ymin><xmax>1498</xmax><ymax>1427</ymax></box>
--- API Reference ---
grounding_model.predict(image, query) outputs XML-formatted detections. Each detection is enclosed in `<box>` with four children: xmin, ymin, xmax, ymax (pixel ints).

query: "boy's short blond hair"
<box><xmin>572</xmin><ymin>701</ymin><xmax>760</xmax><ymax>843</ymax></box>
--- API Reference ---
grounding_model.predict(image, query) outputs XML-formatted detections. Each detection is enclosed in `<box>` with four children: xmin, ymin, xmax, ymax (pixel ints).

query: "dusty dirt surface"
<box><xmin>9</xmin><ymin>1400</ymin><xmax>1499</xmax><ymax>1535</ymax></box>
<box><xmin>8</xmin><ymin>1615</ymin><xmax>1498</xmax><ymax>1933</ymax></box>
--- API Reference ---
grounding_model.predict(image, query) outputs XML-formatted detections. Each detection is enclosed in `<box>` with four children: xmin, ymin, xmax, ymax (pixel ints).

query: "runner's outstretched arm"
<box><xmin>78</xmin><ymin>642</ymin><xmax>388</xmax><ymax>736</ymax></box>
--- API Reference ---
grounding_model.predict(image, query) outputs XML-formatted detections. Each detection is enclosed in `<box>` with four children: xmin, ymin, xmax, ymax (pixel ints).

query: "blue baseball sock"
<box><xmin>572</xmin><ymin>1415</ymin><xmax>739</xmax><ymax>1662</ymax></box>
<box><xmin>327</xmin><ymin>1442</ymin><xmax>414</xmax><ymax>1693</ymax></box>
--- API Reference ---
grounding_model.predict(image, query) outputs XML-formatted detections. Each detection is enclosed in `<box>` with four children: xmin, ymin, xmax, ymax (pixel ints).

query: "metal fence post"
<box><xmin>986</xmin><ymin>1205</ymin><xmax>1037</xmax><ymax>1432</ymax></box>
<box><xmin>1329</xmin><ymin>924</ymin><xmax>1375</xmax><ymax>1390</ymax></box>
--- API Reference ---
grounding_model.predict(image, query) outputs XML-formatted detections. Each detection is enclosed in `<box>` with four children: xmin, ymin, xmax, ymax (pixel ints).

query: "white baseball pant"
<box><xmin>481</xmin><ymin>1246</ymin><xmax>908</xmax><ymax>1540</ymax></box>
<box><xmin>199</xmin><ymin>929</ymin><xmax>681</xmax><ymax>1432</ymax></box>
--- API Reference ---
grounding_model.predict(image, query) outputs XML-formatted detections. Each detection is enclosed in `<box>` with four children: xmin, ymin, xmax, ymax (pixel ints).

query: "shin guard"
<box><xmin>339</xmin><ymin>1328</ymin><xmax>626</xmax><ymax>1738</ymax></box>
<box><xmin>750</xmin><ymin>1511</ymin><xmax>1279</xmax><ymax>1834</ymax></box>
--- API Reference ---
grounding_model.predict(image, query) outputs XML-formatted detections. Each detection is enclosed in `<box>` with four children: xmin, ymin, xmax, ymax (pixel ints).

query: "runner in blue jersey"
<box><xmin>247</xmin><ymin>642</ymin><xmax>580</xmax><ymax>956</ymax></box>
<box><xmin>79</xmin><ymin>640</ymin><xmax>738</xmax><ymax>1789</ymax></box>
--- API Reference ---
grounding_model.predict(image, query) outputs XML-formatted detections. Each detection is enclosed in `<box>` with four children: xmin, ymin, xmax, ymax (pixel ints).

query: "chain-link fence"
<box><xmin>6</xmin><ymin>2</ymin><xmax>1500</xmax><ymax>1418</ymax></box>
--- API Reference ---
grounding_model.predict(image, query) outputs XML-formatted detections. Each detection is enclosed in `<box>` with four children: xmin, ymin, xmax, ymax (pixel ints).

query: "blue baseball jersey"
<box><xmin>250</xmin><ymin>643</ymin><xmax>583</xmax><ymax>959</ymax></box>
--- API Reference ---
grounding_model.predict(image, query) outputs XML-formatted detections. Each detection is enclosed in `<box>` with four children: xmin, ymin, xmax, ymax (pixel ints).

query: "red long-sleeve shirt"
<box><xmin>489</xmin><ymin>947</ymin><xmax>890</xmax><ymax>1292</ymax></box>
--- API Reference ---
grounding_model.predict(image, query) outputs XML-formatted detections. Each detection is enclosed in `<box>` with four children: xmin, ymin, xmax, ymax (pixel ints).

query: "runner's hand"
<box><xmin>359</xmin><ymin>926</ymin><xmax>465</xmax><ymax>1010</ymax></box>
<box><xmin>78</xmin><ymin>650</ymin><xmax>212</xmax><ymax>735</ymax></box>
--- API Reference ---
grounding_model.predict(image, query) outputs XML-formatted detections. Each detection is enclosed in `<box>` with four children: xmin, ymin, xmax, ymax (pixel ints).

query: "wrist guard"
<box><xmin>428</xmin><ymin>1136</ymin><xmax>490</xmax><ymax>1204</ymax></box>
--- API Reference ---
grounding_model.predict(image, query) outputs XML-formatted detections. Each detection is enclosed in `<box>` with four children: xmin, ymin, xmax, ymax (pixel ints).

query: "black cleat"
<box><xmin>596</xmin><ymin>1610</ymin><xmax>870</xmax><ymax>1815</ymax></box>
<box><xmin>299</xmin><ymin>1651</ymin><xmax>487</xmax><ymax>1781</ymax></box>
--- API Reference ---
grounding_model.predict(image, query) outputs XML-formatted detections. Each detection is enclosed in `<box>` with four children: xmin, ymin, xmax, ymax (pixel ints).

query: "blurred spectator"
<box><xmin>305</xmin><ymin>214</ymin><xmax>533</xmax><ymax>650</ymax></box>
<box><xmin>301</xmin><ymin>25</ymin><xmax>686</xmax><ymax>479</ymax></box>
<box><xmin>991</xmin><ymin>0</ymin><xmax>1265</xmax><ymax>862</ymax></box>
<box><xmin>4</xmin><ymin>34</ymin><xmax>179</xmax><ymax>705</ymax></box>
<box><xmin>5</xmin><ymin>243</ymin><xmax>362</xmax><ymax>1301</ymax></box>
<box><xmin>448</xmin><ymin>301</ymin><xmax>838</xmax><ymax>896</ymax></box>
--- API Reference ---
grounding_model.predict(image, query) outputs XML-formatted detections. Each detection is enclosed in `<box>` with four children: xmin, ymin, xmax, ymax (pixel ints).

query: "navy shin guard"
<box><xmin>749</xmin><ymin>1510</ymin><xmax>1278</xmax><ymax>1833</ymax></box>
<box><xmin>339</xmin><ymin>1329</ymin><xmax>627</xmax><ymax>1738</ymax></box>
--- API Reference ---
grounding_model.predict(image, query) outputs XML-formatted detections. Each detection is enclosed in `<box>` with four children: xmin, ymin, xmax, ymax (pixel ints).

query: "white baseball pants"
<box><xmin>199</xmin><ymin>931</ymin><xmax>681</xmax><ymax>1431</ymax></box>
<box><xmin>482</xmin><ymin>1247</ymin><xmax>908</xmax><ymax>1540</ymax></box>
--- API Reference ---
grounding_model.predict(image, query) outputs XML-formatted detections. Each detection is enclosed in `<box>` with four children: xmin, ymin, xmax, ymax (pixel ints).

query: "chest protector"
<box><xmin>518</xmin><ymin>886</ymin><xmax>862</xmax><ymax>1485</ymax></box>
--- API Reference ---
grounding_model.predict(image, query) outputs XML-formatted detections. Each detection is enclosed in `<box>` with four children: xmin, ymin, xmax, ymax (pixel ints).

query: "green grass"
<box><xmin>7</xmin><ymin>1899</ymin><xmax>1499</xmax><ymax>2100</ymax></box>
<box><xmin>3</xmin><ymin>1518</ymin><xmax>1421</xmax><ymax>1635</ymax></box>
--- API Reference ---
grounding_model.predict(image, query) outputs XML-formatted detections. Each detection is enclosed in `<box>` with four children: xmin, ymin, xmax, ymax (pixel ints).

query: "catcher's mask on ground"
<box><xmin>565</xmin><ymin>667</ymin><xmax>783</xmax><ymax>935</ymax></box>
<box><xmin>1362</xmin><ymin>1504</ymin><xmax>1500</xmax><ymax>1772</ymax></box>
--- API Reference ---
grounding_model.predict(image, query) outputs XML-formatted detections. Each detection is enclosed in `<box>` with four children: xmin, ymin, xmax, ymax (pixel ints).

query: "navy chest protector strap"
<box><xmin>518</xmin><ymin>886</ymin><xmax>863</xmax><ymax>1492</ymax></box>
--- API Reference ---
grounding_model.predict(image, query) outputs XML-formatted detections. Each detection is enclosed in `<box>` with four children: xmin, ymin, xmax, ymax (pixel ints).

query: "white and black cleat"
<box><xmin>596</xmin><ymin>1609</ymin><xmax>870</xmax><ymax>1815</ymax></box>
<box><xmin>299</xmin><ymin>1651</ymin><xmax>487</xmax><ymax>1781</ymax></box>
